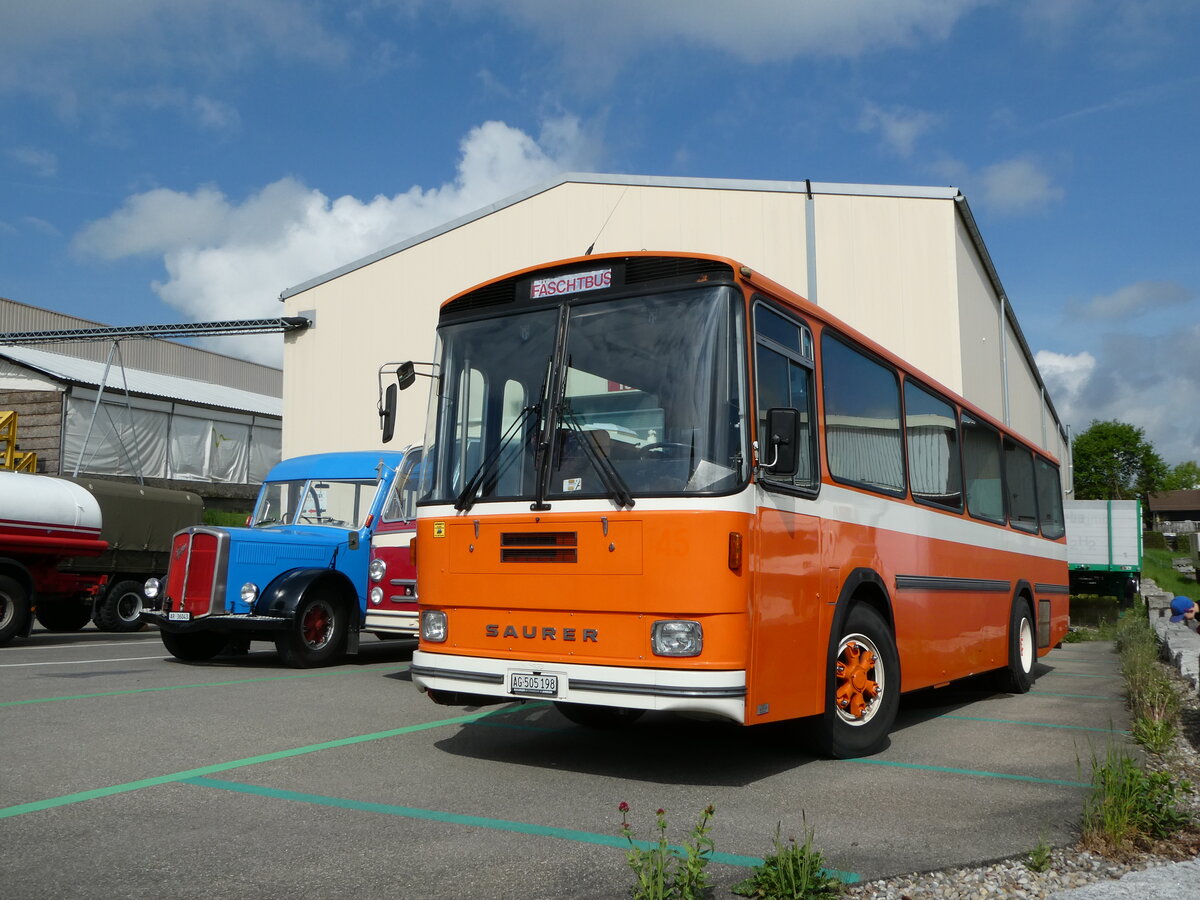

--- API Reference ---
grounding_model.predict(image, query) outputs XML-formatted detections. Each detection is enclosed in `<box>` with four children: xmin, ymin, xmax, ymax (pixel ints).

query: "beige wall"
<box><xmin>282</xmin><ymin>180</ymin><xmax>1063</xmax><ymax>463</ymax></box>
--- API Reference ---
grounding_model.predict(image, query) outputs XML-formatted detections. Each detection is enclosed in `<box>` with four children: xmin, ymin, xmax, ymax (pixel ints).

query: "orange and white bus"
<box><xmin>385</xmin><ymin>251</ymin><xmax>1069</xmax><ymax>758</ymax></box>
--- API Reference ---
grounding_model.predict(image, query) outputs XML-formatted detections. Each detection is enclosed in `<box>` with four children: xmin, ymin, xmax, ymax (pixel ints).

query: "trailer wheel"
<box><xmin>34</xmin><ymin>599</ymin><xmax>93</xmax><ymax>632</ymax></box>
<box><xmin>0</xmin><ymin>575</ymin><xmax>32</xmax><ymax>647</ymax></box>
<box><xmin>994</xmin><ymin>599</ymin><xmax>1035</xmax><ymax>694</ymax></box>
<box><xmin>274</xmin><ymin>595</ymin><xmax>347</xmax><ymax>668</ymax></box>
<box><xmin>814</xmin><ymin>604</ymin><xmax>899</xmax><ymax>759</ymax></box>
<box><xmin>96</xmin><ymin>581</ymin><xmax>147</xmax><ymax>633</ymax></box>
<box><xmin>553</xmin><ymin>702</ymin><xmax>645</xmax><ymax>728</ymax></box>
<box><xmin>160</xmin><ymin>629</ymin><xmax>227</xmax><ymax>662</ymax></box>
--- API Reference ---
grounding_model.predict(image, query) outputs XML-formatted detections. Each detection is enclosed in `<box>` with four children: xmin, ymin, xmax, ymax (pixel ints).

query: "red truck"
<box><xmin>0</xmin><ymin>469</ymin><xmax>203</xmax><ymax>643</ymax></box>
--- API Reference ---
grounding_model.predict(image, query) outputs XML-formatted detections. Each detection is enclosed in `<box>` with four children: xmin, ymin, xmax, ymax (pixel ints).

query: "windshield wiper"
<box><xmin>560</xmin><ymin>411</ymin><xmax>635</xmax><ymax>509</ymax></box>
<box><xmin>454</xmin><ymin>404</ymin><xmax>539</xmax><ymax>512</ymax></box>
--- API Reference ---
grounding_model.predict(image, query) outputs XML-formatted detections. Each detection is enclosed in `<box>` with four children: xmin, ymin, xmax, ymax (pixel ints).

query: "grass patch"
<box><xmin>203</xmin><ymin>509</ymin><xmax>251</xmax><ymax>527</ymax></box>
<box><xmin>1142</xmin><ymin>548</ymin><xmax>1199</xmax><ymax>602</ymax></box>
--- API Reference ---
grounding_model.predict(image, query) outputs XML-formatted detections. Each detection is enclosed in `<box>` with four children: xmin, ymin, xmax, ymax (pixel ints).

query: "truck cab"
<box><xmin>142</xmin><ymin>448</ymin><xmax>421</xmax><ymax>667</ymax></box>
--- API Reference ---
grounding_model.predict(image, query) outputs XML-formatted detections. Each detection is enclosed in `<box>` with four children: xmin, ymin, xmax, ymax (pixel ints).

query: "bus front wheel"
<box><xmin>816</xmin><ymin>604</ymin><xmax>899</xmax><ymax>759</ymax></box>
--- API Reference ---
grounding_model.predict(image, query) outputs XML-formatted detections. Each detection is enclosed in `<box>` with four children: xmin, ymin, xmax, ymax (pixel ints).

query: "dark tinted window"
<box><xmin>754</xmin><ymin>304</ymin><xmax>818</xmax><ymax>491</ymax></box>
<box><xmin>1034</xmin><ymin>456</ymin><xmax>1065</xmax><ymax>539</ymax></box>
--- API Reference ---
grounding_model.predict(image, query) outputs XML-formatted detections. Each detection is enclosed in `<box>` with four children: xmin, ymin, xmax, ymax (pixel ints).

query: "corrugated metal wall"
<box><xmin>0</xmin><ymin>298</ymin><xmax>281</xmax><ymax>397</ymax></box>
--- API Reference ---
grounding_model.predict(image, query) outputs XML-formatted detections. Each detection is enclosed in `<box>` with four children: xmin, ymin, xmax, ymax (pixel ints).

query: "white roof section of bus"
<box><xmin>0</xmin><ymin>344</ymin><xmax>282</xmax><ymax>416</ymax></box>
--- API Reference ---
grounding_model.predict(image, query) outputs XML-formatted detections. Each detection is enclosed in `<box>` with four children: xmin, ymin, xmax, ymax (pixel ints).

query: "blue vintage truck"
<box><xmin>141</xmin><ymin>448</ymin><xmax>422</xmax><ymax>667</ymax></box>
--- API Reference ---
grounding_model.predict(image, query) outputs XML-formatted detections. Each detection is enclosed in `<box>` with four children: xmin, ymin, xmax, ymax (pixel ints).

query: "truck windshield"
<box><xmin>251</xmin><ymin>478</ymin><xmax>381</xmax><ymax>528</ymax></box>
<box><xmin>419</xmin><ymin>285</ymin><xmax>747</xmax><ymax>507</ymax></box>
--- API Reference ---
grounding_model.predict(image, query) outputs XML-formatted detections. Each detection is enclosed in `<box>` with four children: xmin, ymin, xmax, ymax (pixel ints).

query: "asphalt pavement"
<box><xmin>0</xmin><ymin>627</ymin><xmax>1137</xmax><ymax>899</ymax></box>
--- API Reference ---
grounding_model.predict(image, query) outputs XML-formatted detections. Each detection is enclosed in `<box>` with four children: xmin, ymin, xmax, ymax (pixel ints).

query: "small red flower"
<box><xmin>656</xmin><ymin>808</ymin><xmax>665</xmax><ymax>816</ymax></box>
<box><xmin>618</xmin><ymin>801</ymin><xmax>630</xmax><ymax>813</ymax></box>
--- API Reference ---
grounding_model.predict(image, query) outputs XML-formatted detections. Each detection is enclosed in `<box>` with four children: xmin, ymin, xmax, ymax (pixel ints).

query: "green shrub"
<box><xmin>618</xmin><ymin>802</ymin><xmax>714</xmax><ymax>900</ymax></box>
<box><xmin>1143</xmin><ymin>531</ymin><xmax>1167</xmax><ymax>550</ymax></box>
<box><xmin>732</xmin><ymin>821</ymin><xmax>844</xmax><ymax>899</ymax></box>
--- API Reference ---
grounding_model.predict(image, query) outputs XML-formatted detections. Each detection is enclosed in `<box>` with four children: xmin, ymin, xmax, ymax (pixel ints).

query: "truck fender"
<box><xmin>258</xmin><ymin>568</ymin><xmax>359</xmax><ymax>622</ymax></box>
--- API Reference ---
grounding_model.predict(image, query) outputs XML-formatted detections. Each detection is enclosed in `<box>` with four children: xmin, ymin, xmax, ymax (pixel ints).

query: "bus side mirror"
<box><xmin>396</xmin><ymin>361</ymin><xmax>416</xmax><ymax>391</ymax></box>
<box><xmin>381</xmin><ymin>383</ymin><xmax>397</xmax><ymax>444</ymax></box>
<box><xmin>764</xmin><ymin>407</ymin><xmax>799</xmax><ymax>476</ymax></box>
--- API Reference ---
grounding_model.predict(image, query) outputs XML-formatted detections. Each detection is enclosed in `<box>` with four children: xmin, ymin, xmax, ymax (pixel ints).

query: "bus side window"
<box><xmin>821</xmin><ymin>333</ymin><xmax>904</xmax><ymax>495</ymax></box>
<box><xmin>962</xmin><ymin>413</ymin><xmax>1004</xmax><ymax>523</ymax></box>
<box><xmin>1033</xmin><ymin>456</ymin><xmax>1065</xmax><ymax>539</ymax></box>
<box><xmin>904</xmin><ymin>380</ymin><xmax>963</xmax><ymax>510</ymax></box>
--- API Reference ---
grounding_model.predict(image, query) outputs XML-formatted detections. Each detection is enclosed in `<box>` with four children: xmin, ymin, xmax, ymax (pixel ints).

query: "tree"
<box><xmin>1071</xmin><ymin>420</ymin><xmax>1167</xmax><ymax>501</ymax></box>
<box><xmin>1162</xmin><ymin>460</ymin><xmax>1200</xmax><ymax>491</ymax></box>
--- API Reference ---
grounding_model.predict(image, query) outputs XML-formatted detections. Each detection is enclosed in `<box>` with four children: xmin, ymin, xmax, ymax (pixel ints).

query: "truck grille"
<box><xmin>164</xmin><ymin>528</ymin><xmax>228</xmax><ymax>616</ymax></box>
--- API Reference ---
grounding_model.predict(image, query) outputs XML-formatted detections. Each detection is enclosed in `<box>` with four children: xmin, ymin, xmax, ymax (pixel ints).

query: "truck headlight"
<box><xmin>369</xmin><ymin>558</ymin><xmax>386</xmax><ymax>582</ymax></box>
<box><xmin>421</xmin><ymin>609</ymin><xmax>447</xmax><ymax>642</ymax></box>
<box><xmin>651</xmin><ymin>620</ymin><xmax>703</xmax><ymax>657</ymax></box>
<box><xmin>240</xmin><ymin>583</ymin><xmax>259</xmax><ymax>606</ymax></box>
<box><xmin>370</xmin><ymin>586</ymin><xmax>384</xmax><ymax>605</ymax></box>
<box><xmin>144</xmin><ymin>578</ymin><xmax>160</xmax><ymax>600</ymax></box>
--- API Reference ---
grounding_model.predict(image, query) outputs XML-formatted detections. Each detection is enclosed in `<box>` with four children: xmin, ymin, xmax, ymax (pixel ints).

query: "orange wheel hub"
<box><xmin>835</xmin><ymin>640</ymin><xmax>880</xmax><ymax>720</ymax></box>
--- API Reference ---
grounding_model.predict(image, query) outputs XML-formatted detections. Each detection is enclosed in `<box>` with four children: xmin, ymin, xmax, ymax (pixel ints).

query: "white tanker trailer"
<box><xmin>0</xmin><ymin>469</ymin><xmax>203</xmax><ymax>644</ymax></box>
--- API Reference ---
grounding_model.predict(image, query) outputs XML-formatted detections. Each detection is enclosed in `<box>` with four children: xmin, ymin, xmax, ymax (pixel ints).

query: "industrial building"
<box><xmin>279</xmin><ymin>174</ymin><xmax>1067</xmax><ymax>466</ymax></box>
<box><xmin>0</xmin><ymin>298</ymin><xmax>282</xmax><ymax>505</ymax></box>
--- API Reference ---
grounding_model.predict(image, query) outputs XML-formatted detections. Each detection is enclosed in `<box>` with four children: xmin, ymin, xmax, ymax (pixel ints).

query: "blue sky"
<box><xmin>1</xmin><ymin>1</ymin><xmax>1198</xmax><ymax>464</ymax></box>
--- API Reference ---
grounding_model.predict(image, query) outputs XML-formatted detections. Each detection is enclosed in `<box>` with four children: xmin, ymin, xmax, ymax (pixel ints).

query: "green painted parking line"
<box><xmin>850</xmin><ymin>758</ymin><xmax>1090</xmax><ymax>787</ymax></box>
<box><xmin>942</xmin><ymin>715</ymin><xmax>1127</xmax><ymax>734</ymax></box>
<box><xmin>0</xmin><ymin>663</ymin><xmax>410</xmax><ymax>707</ymax></box>
<box><xmin>182</xmin><ymin>776</ymin><xmax>862</xmax><ymax>884</ymax></box>
<box><xmin>0</xmin><ymin>704</ymin><xmax>515</xmax><ymax>820</ymax></box>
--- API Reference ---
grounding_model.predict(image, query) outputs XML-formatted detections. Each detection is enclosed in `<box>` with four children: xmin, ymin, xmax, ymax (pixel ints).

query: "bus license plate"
<box><xmin>167</xmin><ymin>611</ymin><xmax>192</xmax><ymax>622</ymax></box>
<box><xmin>510</xmin><ymin>672</ymin><xmax>558</xmax><ymax>697</ymax></box>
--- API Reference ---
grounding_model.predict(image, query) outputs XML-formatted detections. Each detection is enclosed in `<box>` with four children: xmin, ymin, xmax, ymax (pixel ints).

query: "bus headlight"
<box><xmin>144</xmin><ymin>578</ymin><xmax>160</xmax><ymax>600</ymax></box>
<box><xmin>370</xmin><ymin>586</ymin><xmax>384</xmax><ymax>605</ymax></box>
<box><xmin>651</xmin><ymin>620</ymin><xmax>703</xmax><ymax>657</ymax></box>
<box><xmin>421</xmin><ymin>609</ymin><xmax>448</xmax><ymax>643</ymax></box>
<box><xmin>240</xmin><ymin>583</ymin><xmax>259</xmax><ymax>607</ymax></box>
<box><xmin>369</xmin><ymin>558</ymin><xmax>386</xmax><ymax>582</ymax></box>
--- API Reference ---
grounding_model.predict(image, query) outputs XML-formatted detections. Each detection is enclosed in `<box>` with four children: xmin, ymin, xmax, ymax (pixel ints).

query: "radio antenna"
<box><xmin>584</xmin><ymin>186</ymin><xmax>628</xmax><ymax>256</ymax></box>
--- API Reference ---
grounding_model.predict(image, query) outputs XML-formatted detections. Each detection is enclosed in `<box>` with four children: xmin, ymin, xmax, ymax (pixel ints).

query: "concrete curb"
<box><xmin>1144</xmin><ymin>578</ymin><xmax>1200</xmax><ymax>691</ymax></box>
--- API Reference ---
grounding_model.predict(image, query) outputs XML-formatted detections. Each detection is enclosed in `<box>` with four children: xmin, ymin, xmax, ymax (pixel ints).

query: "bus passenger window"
<box><xmin>904</xmin><ymin>381</ymin><xmax>962</xmax><ymax>510</ymax></box>
<box><xmin>1034</xmin><ymin>456</ymin><xmax>1065</xmax><ymax>539</ymax></box>
<box><xmin>1004</xmin><ymin>439</ymin><xmax>1039</xmax><ymax>533</ymax></box>
<box><xmin>962</xmin><ymin>414</ymin><xmax>1004</xmax><ymax>523</ymax></box>
<box><xmin>821</xmin><ymin>334</ymin><xmax>903</xmax><ymax>495</ymax></box>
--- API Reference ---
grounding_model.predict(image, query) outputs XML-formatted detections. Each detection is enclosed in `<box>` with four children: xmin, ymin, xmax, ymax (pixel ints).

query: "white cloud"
<box><xmin>446</xmin><ymin>0</ymin><xmax>983</xmax><ymax>67</ymax></box>
<box><xmin>857</xmin><ymin>103</ymin><xmax>939</xmax><ymax>157</ymax></box>
<box><xmin>1038</xmin><ymin>330</ymin><xmax>1200</xmax><ymax>466</ymax></box>
<box><xmin>6</xmin><ymin>146</ymin><xmax>58</xmax><ymax>177</ymax></box>
<box><xmin>73</xmin><ymin>116</ymin><xmax>596</xmax><ymax>364</ymax></box>
<box><xmin>1070</xmin><ymin>280</ymin><xmax>1193</xmax><ymax>320</ymax></box>
<box><xmin>933</xmin><ymin>155</ymin><xmax>1065</xmax><ymax>217</ymax></box>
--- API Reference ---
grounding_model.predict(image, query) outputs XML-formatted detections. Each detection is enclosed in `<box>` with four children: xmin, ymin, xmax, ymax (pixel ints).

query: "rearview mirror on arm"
<box><xmin>764</xmin><ymin>407</ymin><xmax>800</xmax><ymax>476</ymax></box>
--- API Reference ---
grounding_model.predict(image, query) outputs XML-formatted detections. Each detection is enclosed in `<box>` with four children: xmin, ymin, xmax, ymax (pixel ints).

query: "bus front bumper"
<box><xmin>410</xmin><ymin>650</ymin><xmax>747</xmax><ymax>723</ymax></box>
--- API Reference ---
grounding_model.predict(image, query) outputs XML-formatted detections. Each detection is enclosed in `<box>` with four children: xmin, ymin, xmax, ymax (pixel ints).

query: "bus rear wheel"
<box><xmin>554</xmin><ymin>702</ymin><xmax>644</xmax><ymax>728</ymax></box>
<box><xmin>995</xmin><ymin>599</ymin><xmax>1035</xmax><ymax>694</ymax></box>
<box><xmin>815</xmin><ymin>604</ymin><xmax>899</xmax><ymax>759</ymax></box>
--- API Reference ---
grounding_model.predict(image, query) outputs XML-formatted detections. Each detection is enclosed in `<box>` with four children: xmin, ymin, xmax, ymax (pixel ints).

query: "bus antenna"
<box><xmin>584</xmin><ymin>186</ymin><xmax>628</xmax><ymax>255</ymax></box>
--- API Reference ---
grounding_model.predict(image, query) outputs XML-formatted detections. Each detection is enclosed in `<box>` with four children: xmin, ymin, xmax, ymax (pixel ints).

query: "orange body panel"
<box><xmin>418</xmin><ymin>510</ymin><xmax>751</xmax><ymax>670</ymax></box>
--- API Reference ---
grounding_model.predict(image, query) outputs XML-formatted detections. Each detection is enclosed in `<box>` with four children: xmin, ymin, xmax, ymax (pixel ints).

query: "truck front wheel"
<box><xmin>160</xmin><ymin>630</ymin><xmax>227</xmax><ymax>662</ymax></box>
<box><xmin>0</xmin><ymin>575</ymin><xmax>32</xmax><ymax>646</ymax></box>
<box><xmin>96</xmin><ymin>580</ymin><xmax>147</xmax><ymax>633</ymax></box>
<box><xmin>274</xmin><ymin>595</ymin><xmax>347</xmax><ymax>668</ymax></box>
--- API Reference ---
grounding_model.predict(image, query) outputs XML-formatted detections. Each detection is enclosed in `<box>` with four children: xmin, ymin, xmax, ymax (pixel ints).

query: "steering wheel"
<box><xmin>641</xmin><ymin>441</ymin><xmax>690</xmax><ymax>458</ymax></box>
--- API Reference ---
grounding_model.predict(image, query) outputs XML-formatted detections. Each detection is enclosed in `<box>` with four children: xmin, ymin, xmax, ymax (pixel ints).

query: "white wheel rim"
<box><xmin>834</xmin><ymin>631</ymin><xmax>886</xmax><ymax>726</ymax></box>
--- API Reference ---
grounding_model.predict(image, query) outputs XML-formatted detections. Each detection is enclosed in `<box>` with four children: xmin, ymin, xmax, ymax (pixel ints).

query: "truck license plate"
<box><xmin>510</xmin><ymin>672</ymin><xmax>558</xmax><ymax>697</ymax></box>
<box><xmin>167</xmin><ymin>611</ymin><xmax>192</xmax><ymax>622</ymax></box>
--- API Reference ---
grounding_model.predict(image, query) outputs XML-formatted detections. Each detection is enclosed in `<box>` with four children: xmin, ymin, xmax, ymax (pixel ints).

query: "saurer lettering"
<box><xmin>485</xmin><ymin>624</ymin><xmax>598</xmax><ymax>642</ymax></box>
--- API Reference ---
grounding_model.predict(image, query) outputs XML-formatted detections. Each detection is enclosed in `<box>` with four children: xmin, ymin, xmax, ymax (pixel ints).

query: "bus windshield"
<box><xmin>419</xmin><ymin>285</ymin><xmax>747</xmax><ymax>507</ymax></box>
